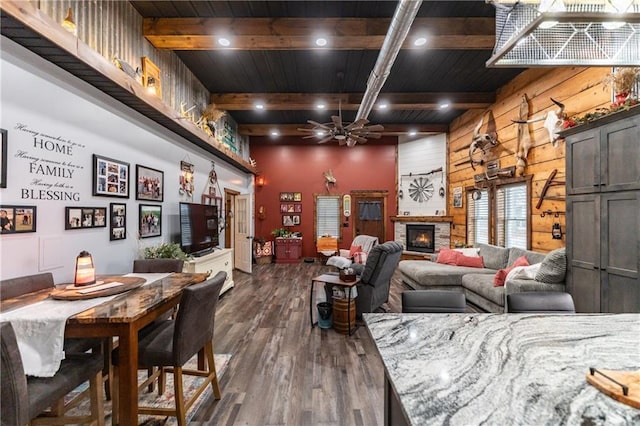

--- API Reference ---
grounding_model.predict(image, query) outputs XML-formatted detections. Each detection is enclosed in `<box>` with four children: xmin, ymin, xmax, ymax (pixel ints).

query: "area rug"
<box><xmin>66</xmin><ymin>354</ymin><xmax>231</xmax><ymax>425</ymax></box>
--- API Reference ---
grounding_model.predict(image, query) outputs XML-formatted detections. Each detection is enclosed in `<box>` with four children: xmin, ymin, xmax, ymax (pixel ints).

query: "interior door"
<box><xmin>352</xmin><ymin>192</ymin><xmax>387</xmax><ymax>243</ymax></box>
<box><xmin>234</xmin><ymin>194</ymin><xmax>252</xmax><ymax>273</ymax></box>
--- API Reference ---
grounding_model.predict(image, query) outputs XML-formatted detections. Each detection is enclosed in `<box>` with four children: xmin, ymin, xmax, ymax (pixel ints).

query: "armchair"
<box><xmin>355</xmin><ymin>241</ymin><xmax>403</xmax><ymax>316</ymax></box>
<box><xmin>326</xmin><ymin>235</ymin><xmax>379</xmax><ymax>269</ymax></box>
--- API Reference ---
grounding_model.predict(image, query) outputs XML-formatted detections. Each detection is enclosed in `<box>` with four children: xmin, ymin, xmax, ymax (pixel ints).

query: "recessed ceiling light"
<box><xmin>439</xmin><ymin>102</ymin><xmax>450</xmax><ymax>109</ymax></box>
<box><xmin>315</xmin><ymin>37</ymin><xmax>328</xmax><ymax>47</ymax></box>
<box><xmin>378</xmin><ymin>102</ymin><xmax>389</xmax><ymax>110</ymax></box>
<box><xmin>270</xmin><ymin>130</ymin><xmax>280</xmax><ymax>137</ymax></box>
<box><xmin>218</xmin><ymin>37</ymin><xmax>231</xmax><ymax>47</ymax></box>
<box><xmin>316</xmin><ymin>103</ymin><xmax>326</xmax><ymax>110</ymax></box>
<box><xmin>414</xmin><ymin>37</ymin><xmax>427</xmax><ymax>47</ymax></box>
<box><xmin>255</xmin><ymin>103</ymin><xmax>265</xmax><ymax>110</ymax></box>
<box><xmin>408</xmin><ymin>131</ymin><xmax>417</xmax><ymax>136</ymax></box>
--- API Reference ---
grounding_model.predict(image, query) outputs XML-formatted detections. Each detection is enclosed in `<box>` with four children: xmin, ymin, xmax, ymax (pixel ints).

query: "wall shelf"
<box><xmin>0</xmin><ymin>0</ymin><xmax>257</xmax><ymax>174</ymax></box>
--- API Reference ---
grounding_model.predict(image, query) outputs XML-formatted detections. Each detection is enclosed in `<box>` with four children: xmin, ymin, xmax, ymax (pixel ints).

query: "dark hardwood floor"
<box><xmin>193</xmin><ymin>262</ymin><xmax>408</xmax><ymax>425</ymax></box>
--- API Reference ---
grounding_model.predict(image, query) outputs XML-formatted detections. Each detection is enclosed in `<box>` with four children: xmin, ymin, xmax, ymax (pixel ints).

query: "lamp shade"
<box><xmin>74</xmin><ymin>251</ymin><xmax>96</xmax><ymax>286</ymax></box>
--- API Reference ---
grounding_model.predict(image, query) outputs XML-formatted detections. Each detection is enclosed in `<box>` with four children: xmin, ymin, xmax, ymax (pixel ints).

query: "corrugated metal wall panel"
<box><xmin>37</xmin><ymin>0</ymin><xmax>210</xmax><ymax>129</ymax></box>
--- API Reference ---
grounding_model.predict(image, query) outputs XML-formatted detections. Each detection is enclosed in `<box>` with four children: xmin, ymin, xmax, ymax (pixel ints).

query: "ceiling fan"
<box><xmin>297</xmin><ymin>101</ymin><xmax>384</xmax><ymax>147</ymax></box>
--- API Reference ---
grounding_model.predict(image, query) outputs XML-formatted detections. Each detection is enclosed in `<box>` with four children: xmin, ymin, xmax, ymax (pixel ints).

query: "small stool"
<box><xmin>507</xmin><ymin>291</ymin><xmax>575</xmax><ymax>313</ymax></box>
<box><xmin>402</xmin><ymin>290</ymin><xmax>466</xmax><ymax>313</ymax></box>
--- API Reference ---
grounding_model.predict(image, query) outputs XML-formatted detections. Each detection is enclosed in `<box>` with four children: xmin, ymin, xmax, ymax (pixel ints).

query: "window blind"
<box><xmin>496</xmin><ymin>183</ymin><xmax>527</xmax><ymax>249</ymax></box>
<box><xmin>467</xmin><ymin>190</ymin><xmax>489</xmax><ymax>245</ymax></box>
<box><xmin>315</xmin><ymin>195</ymin><xmax>340</xmax><ymax>238</ymax></box>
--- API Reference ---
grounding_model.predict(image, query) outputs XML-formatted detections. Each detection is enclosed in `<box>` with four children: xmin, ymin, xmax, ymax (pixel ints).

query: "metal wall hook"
<box><xmin>540</xmin><ymin>210</ymin><xmax>565</xmax><ymax>218</ymax></box>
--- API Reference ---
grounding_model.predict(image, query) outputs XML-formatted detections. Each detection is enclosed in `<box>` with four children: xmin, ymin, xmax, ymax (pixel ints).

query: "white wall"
<box><xmin>0</xmin><ymin>37</ymin><xmax>252</xmax><ymax>282</ymax></box>
<box><xmin>397</xmin><ymin>134</ymin><xmax>447</xmax><ymax>216</ymax></box>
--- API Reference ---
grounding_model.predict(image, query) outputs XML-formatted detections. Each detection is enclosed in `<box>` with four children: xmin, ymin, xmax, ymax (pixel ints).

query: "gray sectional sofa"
<box><xmin>398</xmin><ymin>243</ymin><xmax>567</xmax><ymax>313</ymax></box>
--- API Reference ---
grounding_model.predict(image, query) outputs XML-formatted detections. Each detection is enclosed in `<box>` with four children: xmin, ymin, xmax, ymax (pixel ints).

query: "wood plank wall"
<box><xmin>38</xmin><ymin>0</ymin><xmax>209</xmax><ymax>116</ymax></box>
<box><xmin>448</xmin><ymin>66</ymin><xmax>611</xmax><ymax>253</ymax></box>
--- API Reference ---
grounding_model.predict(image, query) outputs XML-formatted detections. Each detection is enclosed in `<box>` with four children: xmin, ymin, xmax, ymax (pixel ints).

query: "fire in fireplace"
<box><xmin>406</xmin><ymin>224</ymin><xmax>435</xmax><ymax>253</ymax></box>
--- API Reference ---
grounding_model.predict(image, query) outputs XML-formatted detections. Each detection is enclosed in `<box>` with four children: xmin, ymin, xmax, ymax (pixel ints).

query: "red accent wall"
<box><xmin>251</xmin><ymin>141</ymin><xmax>397</xmax><ymax>258</ymax></box>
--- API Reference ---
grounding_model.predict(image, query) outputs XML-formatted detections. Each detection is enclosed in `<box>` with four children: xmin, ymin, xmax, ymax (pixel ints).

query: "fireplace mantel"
<box><xmin>390</xmin><ymin>216</ymin><xmax>453</xmax><ymax>223</ymax></box>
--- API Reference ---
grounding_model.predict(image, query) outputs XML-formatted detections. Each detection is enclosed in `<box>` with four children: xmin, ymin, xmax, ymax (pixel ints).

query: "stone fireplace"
<box><xmin>391</xmin><ymin>215</ymin><xmax>452</xmax><ymax>255</ymax></box>
<box><xmin>406</xmin><ymin>224</ymin><xmax>435</xmax><ymax>253</ymax></box>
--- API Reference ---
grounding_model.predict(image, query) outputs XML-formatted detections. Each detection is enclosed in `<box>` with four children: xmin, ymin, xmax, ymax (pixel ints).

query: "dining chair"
<box><xmin>0</xmin><ymin>321</ymin><xmax>105</xmax><ymax>426</ymax></box>
<box><xmin>111</xmin><ymin>271</ymin><xmax>226</xmax><ymax>426</ymax></box>
<box><xmin>0</xmin><ymin>273</ymin><xmax>110</xmax><ymax>399</ymax></box>
<box><xmin>133</xmin><ymin>258</ymin><xmax>185</xmax><ymax>273</ymax></box>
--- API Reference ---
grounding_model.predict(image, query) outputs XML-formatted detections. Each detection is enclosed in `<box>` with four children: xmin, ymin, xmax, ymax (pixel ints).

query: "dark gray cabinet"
<box><xmin>565</xmin><ymin>109</ymin><xmax>640</xmax><ymax>313</ymax></box>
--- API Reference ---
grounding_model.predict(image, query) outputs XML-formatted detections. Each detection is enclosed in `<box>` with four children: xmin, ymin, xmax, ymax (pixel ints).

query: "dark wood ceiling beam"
<box><xmin>211</xmin><ymin>92</ymin><xmax>495</xmax><ymax>110</ymax></box>
<box><xmin>238</xmin><ymin>123</ymin><xmax>448</xmax><ymax>137</ymax></box>
<box><xmin>143</xmin><ymin>17</ymin><xmax>495</xmax><ymax>50</ymax></box>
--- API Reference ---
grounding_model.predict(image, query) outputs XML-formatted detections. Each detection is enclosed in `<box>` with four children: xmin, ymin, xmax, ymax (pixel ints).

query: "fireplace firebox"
<box><xmin>406</xmin><ymin>224</ymin><xmax>435</xmax><ymax>253</ymax></box>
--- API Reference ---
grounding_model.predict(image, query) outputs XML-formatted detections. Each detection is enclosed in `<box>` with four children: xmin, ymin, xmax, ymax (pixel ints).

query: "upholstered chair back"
<box><xmin>361</xmin><ymin>241</ymin><xmax>403</xmax><ymax>287</ymax></box>
<box><xmin>0</xmin><ymin>273</ymin><xmax>54</xmax><ymax>301</ymax></box>
<box><xmin>133</xmin><ymin>259</ymin><xmax>184</xmax><ymax>273</ymax></box>
<box><xmin>1</xmin><ymin>321</ymin><xmax>29</xmax><ymax>425</ymax></box>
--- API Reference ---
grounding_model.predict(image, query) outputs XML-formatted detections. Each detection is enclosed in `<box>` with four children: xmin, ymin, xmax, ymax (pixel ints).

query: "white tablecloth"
<box><xmin>0</xmin><ymin>272</ymin><xmax>170</xmax><ymax>377</ymax></box>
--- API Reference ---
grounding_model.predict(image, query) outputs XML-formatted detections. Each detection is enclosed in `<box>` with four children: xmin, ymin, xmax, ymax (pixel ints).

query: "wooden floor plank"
<box><xmin>193</xmin><ymin>262</ymin><xmax>408</xmax><ymax>425</ymax></box>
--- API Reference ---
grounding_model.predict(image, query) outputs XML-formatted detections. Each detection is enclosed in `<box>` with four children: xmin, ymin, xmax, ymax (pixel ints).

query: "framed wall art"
<box><xmin>293</xmin><ymin>192</ymin><xmax>302</xmax><ymax>202</ymax></box>
<box><xmin>0</xmin><ymin>205</ymin><xmax>36</xmax><ymax>234</ymax></box>
<box><xmin>0</xmin><ymin>129</ymin><xmax>7</xmax><ymax>188</ymax></box>
<box><xmin>110</xmin><ymin>203</ymin><xmax>126</xmax><ymax>241</ymax></box>
<box><xmin>453</xmin><ymin>187</ymin><xmax>463</xmax><ymax>208</ymax></box>
<box><xmin>282</xmin><ymin>215</ymin><xmax>294</xmax><ymax>226</ymax></box>
<box><xmin>142</xmin><ymin>56</ymin><xmax>162</xmax><ymax>99</ymax></box>
<box><xmin>139</xmin><ymin>204</ymin><xmax>162</xmax><ymax>238</ymax></box>
<box><xmin>280</xmin><ymin>192</ymin><xmax>293</xmax><ymax>201</ymax></box>
<box><xmin>179</xmin><ymin>161</ymin><xmax>194</xmax><ymax>200</ymax></box>
<box><xmin>93</xmin><ymin>154</ymin><xmax>130</xmax><ymax>198</ymax></box>
<box><xmin>65</xmin><ymin>207</ymin><xmax>107</xmax><ymax>230</ymax></box>
<box><xmin>136</xmin><ymin>164</ymin><xmax>164</xmax><ymax>202</ymax></box>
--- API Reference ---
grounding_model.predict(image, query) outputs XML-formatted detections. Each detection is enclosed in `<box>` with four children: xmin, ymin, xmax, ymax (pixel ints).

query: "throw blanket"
<box><xmin>0</xmin><ymin>272</ymin><xmax>169</xmax><ymax>377</ymax></box>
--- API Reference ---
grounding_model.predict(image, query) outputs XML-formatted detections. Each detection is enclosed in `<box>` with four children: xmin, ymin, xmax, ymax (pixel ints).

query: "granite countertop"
<box><xmin>364</xmin><ymin>313</ymin><xmax>640</xmax><ymax>425</ymax></box>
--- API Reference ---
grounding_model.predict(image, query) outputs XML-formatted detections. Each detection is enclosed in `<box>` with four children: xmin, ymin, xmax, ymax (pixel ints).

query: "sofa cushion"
<box><xmin>349</xmin><ymin>244</ymin><xmax>362</xmax><ymax>257</ymax></box>
<box><xmin>507</xmin><ymin>247</ymin><xmax>546</xmax><ymax>266</ymax></box>
<box><xmin>436</xmin><ymin>248</ymin><xmax>459</xmax><ymax>265</ymax></box>
<box><xmin>494</xmin><ymin>255</ymin><xmax>530</xmax><ymax>287</ymax></box>
<box><xmin>454</xmin><ymin>247</ymin><xmax>480</xmax><ymax>257</ymax></box>
<box><xmin>398</xmin><ymin>260</ymin><xmax>496</xmax><ymax>287</ymax></box>
<box><xmin>462</xmin><ymin>274</ymin><xmax>505</xmax><ymax>307</ymax></box>
<box><xmin>476</xmin><ymin>243</ymin><xmax>510</xmax><ymax>270</ymax></box>
<box><xmin>456</xmin><ymin>254</ymin><xmax>484</xmax><ymax>268</ymax></box>
<box><xmin>535</xmin><ymin>248</ymin><xmax>567</xmax><ymax>284</ymax></box>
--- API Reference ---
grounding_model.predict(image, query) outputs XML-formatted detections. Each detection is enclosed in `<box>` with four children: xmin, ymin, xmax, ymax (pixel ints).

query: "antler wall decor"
<box><xmin>469</xmin><ymin>110</ymin><xmax>499</xmax><ymax>171</ymax></box>
<box><xmin>513</xmin><ymin>98</ymin><xmax>567</xmax><ymax>148</ymax></box>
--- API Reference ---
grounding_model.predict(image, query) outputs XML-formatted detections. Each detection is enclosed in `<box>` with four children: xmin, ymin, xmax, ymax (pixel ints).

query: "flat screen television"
<box><xmin>179</xmin><ymin>202</ymin><xmax>219</xmax><ymax>256</ymax></box>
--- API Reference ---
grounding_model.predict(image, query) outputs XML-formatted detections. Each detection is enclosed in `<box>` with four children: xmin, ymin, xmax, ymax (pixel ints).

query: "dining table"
<box><xmin>0</xmin><ymin>271</ymin><xmax>209</xmax><ymax>426</ymax></box>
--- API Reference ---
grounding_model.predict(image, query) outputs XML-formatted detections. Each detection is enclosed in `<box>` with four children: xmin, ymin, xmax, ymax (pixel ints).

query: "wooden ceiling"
<box><xmin>132</xmin><ymin>1</ymin><xmax>526</xmax><ymax>140</ymax></box>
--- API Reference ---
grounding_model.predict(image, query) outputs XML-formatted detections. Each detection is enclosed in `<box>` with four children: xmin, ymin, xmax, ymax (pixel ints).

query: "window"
<box><xmin>314</xmin><ymin>195</ymin><xmax>341</xmax><ymax>240</ymax></box>
<box><xmin>466</xmin><ymin>189</ymin><xmax>489</xmax><ymax>246</ymax></box>
<box><xmin>465</xmin><ymin>178</ymin><xmax>530</xmax><ymax>249</ymax></box>
<box><xmin>496</xmin><ymin>183</ymin><xmax>528</xmax><ymax>249</ymax></box>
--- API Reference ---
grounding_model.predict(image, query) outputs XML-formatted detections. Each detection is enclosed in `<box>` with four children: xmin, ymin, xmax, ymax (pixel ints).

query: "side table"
<box><xmin>310</xmin><ymin>273</ymin><xmax>360</xmax><ymax>335</ymax></box>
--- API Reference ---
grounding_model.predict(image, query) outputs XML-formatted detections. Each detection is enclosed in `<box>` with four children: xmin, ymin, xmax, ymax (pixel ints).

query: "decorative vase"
<box><xmin>614</xmin><ymin>92</ymin><xmax>629</xmax><ymax>106</ymax></box>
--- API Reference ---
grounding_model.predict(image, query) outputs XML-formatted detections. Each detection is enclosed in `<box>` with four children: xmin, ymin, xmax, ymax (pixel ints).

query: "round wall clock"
<box><xmin>408</xmin><ymin>177</ymin><xmax>434</xmax><ymax>203</ymax></box>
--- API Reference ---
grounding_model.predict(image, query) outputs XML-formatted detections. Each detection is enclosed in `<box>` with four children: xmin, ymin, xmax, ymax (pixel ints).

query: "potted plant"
<box><xmin>142</xmin><ymin>242</ymin><xmax>190</xmax><ymax>260</ymax></box>
<box><xmin>602</xmin><ymin>67</ymin><xmax>639</xmax><ymax>105</ymax></box>
<box><xmin>271</xmin><ymin>227</ymin><xmax>290</xmax><ymax>238</ymax></box>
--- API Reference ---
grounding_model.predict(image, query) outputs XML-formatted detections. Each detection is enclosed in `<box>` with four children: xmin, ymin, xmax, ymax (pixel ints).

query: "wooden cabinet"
<box><xmin>183</xmin><ymin>248</ymin><xmax>234</xmax><ymax>295</ymax></box>
<box><xmin>275</xmin><ymin>238</ymin><xmax>302</xmax><ymax>264</ymax></box>
<box><xmin>564</xmin><ymin>108</ymin><xmax>640</xmax><ymax>313</ymax></box>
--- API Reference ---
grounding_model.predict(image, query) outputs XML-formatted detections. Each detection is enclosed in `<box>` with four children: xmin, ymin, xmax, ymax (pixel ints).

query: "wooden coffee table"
<box><xmin>310</xmin><ymin>273</ymin><xmax>360</xmax><ymax>335</ymax></box>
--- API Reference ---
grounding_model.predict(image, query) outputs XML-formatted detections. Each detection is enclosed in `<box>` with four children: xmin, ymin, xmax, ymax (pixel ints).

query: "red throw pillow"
<box><xmin>494</xmin><ymin>255</ymin><xmax>530</xmax><ymax>287</ymax></box>
<box><xmin>436</xmin><ymin>248</ymin><xmax>459</xmax><ymax>265</ymax></box>
<box><xmin>456</xmin><ymin>254</ymin><xmax>485</xmax><ymax>268</ymax></box>
<box><xmin>349</xmin><ymin>244</ymin><xmax>362</xmax><ymax>257</ymax></box>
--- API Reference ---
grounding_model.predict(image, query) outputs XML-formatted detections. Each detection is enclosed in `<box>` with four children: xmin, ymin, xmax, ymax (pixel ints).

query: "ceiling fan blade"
<box><xmin>365</xmin><ymin>132</ymin><xmax>383</xmax><ymax>139</ymax></box>
<box><xmin>350</xmin><ymin>134</ymin><xmax>367</xmax><ymax>143</ymax></box>
<box><xmin>297</xmin><ymin>128</ymin><xmax>316</xmax><ymax>132</ymax></box>
<box><xmin>302</xmin><ymin>134</ymin><xmax>319</xmax><ymax>139</ymax></box>
<box><xmin>354</xmin><ymin>124</ymin><xmax>385</xmax><ymax>132</ymax></box>
<box><xmin>331</xmin><ymin>115</ymin><xmax>343</xmax><ymax>131</ymax></box>
<box><xmin>307</xmin><ymin>120</ymin><xmax>332</xmax><ymax>130</ymax></box>
<box><xmin>317</xmin><ymin>135</ymin><xmax>335</xmax><ymax>144</ymax></box>
<box><xmin>345</xmin><ymin>118</ymin><xmax>369</xmax><ymax>131</ymax></box>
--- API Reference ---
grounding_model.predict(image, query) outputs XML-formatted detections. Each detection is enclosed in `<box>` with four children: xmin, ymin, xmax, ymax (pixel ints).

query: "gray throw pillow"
<box><xmin>535</xmin><ymin>247</ymin><xmax>567</xmax><ymax>284</ymax></box>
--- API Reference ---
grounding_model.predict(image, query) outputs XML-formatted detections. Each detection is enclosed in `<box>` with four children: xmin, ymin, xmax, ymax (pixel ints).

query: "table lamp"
<box><xmin>74</xmin><ymin>250</ymin><xmax>96</xmax><ymax>286</ymax></box>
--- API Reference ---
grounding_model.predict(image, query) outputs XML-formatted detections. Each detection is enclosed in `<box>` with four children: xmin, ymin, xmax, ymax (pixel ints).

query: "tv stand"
<box><xmin>183</xmin><ymin>248</ymin><xmax>234</xmax><ymax>295</ymax></box>
<box><xmin>192</xmin><ymin>247</ymin><xmax>215</xmax><ymax>257</ymax></box>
